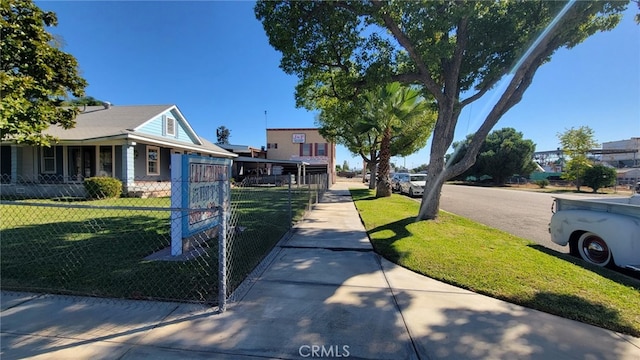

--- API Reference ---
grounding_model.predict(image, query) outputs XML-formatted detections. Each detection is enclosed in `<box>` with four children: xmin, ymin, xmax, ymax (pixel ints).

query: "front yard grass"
<box><xmin>0</xmin><ymin>197</ymin><xmax>212</xmax><ymax>301</ymax></box>
<box><xmin>0</xmin><ymin>187</ymin><xmax>313</xmax><ymax>302</ymax></box>
<box><xmin>351</xmin><ymin>189</ymin><xmax>640</xmax><ymax>336</ymax></box>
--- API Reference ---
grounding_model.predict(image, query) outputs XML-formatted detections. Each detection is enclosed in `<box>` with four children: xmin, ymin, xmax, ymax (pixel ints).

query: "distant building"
<box><xmin>616</xmin><ymin>168</ymin><xmax>640</xmax><ymax>186</ymax></box>
<box><xmin>600</xmin><ymin>137</ymin><xmax>640</xmax><ymax>168</ymax></box>
<box><xmin>217</xmin><ymin>144</ymin><xmax>266</xmax><ymax>159</ymax></box>
<box><xmin>266</xmin><ymin>128</ymin><xmax>336</xmax><ymax>184</ymax></box>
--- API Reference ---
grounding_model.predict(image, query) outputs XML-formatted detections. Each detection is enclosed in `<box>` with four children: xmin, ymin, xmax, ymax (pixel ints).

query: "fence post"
<box><xmin>308</xmin><ymin>180</ymin><xmax>312</xmax><ymax>210</ymax></box>
<box><xmin>315</xmin><ymin>174</ymin><xmax>319</xmax><ymax>204</ymax></box>
<box><xmin>288</xmin><ymin>177</ymin><xmax>292</xmax><ymax>229</ymax></box>
<box><xmin>218</xmin><ymin>186</ymin><xmax>227</xmax><ymax>312</ymax></box>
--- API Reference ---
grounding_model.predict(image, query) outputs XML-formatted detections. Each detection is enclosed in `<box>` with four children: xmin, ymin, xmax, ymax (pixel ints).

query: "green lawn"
<box><xmin>351</xmin><ymin>189</ymin><xmax>640</xmax><ymax>336</ymax></box>
<box><xmin>0</xmin><ymin>187</ymin><xmax>315</xmax><ymax>302</ymax></box>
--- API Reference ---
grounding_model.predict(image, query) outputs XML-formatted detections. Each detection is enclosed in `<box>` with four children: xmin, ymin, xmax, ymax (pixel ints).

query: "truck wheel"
<box><xmin>577</xmin><ymin>232</ymin><xmax>612</xmax><ymax>267</ymax></box>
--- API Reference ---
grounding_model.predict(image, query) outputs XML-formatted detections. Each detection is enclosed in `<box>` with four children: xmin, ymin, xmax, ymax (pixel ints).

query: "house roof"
<box><xmin>42</xmin><ymin>104</ymin><xmax>235</xmax><ymax>158</ymax></box>
<box><xmin>217</xmin><ymin>143</ymin><xmax>263</xmax><ymax>154</ymax></box>
<box><xmin>266</xmin><ymin>128</ymin><xmax>319</xmax><ymax>131</ymax></box>
<box><xmin>46</xmin><ymin>105</ymin><xmax>172</xmax><ymax>140</ymax></box>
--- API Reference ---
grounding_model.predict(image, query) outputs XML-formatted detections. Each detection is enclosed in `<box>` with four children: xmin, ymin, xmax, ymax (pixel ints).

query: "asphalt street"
<box><xmin>438</xmin><ymin>184</ymin><xmax>568</xmax><ymax>253</ymax></box>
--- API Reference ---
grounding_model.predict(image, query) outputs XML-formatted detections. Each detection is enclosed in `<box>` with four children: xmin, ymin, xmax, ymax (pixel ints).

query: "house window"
<box><xmin>41</xmin><ymin>146</ymin><xmax>56</xmax><ymax>173</ymax></box>
<box><xmin>316</xmin><ymin>143</ymin><xmax>327</xmax><ymax>156</ymax></box>
<box><xmin>147</xmin><ymin>146</ymin><xmax>160</xmax><ymax>175</ymax></box>
<box><xmin>166</xmin><ymin>117</ymin><xmax>176</xmax><ymax>136</ymax></box>
<box><xmin>99</xmin><ymin>146</ymin><xmax>113</xmax><ymax>177</ymax></box>
<box><xmin>301</xmin><ymin>143</ymin><xmax>312</xmax><ymax>156</ymax></box>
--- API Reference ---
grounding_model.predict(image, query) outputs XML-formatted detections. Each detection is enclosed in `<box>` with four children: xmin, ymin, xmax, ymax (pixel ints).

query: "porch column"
<box><xmin>10</xmin><ymin>145</ymin><xmax>18</xmax><ymax>184</ymax></box>
<box><xmin>122</xmin><ymin>142</ymin><xmax>136</xmax><ymax>192</ymax></box>
<box><xmin>302</xmin><ymin>164</ymin><xmax>306</xmax><ymax>185</ymax></box>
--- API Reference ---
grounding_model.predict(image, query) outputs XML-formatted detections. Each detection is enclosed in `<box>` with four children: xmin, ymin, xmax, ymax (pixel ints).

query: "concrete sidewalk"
<box><xmin>2</xmin><ymin>181</ymin><xmax>639</xmax><ymax>359</ymax></box>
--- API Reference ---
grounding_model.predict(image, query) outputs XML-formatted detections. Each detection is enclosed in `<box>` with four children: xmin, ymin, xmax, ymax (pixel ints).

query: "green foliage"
<box><xmin>583</xmin><ymin>164</ymin><xmax>617</xmax><ymax>193</ymax></box>
<box><xmin>63</xmin><ymin>96</ymin><xmax>104</xmax><ymax>106</ymax></box>
<box><xmin>360</xmin><ymin>83</ymin><xmax>436</xmax><ymax>196</ymax></box>
<box><xmin>413</xmin><ymin>164</ymin><xmax>429</xmax><ymax>173</ymax></box>
<box><xmin>83</xmin><ymin>177</ymin><xmax>123</xmax><ymax>199</ymax></box>
<box><xmin>314</xmin><ymin>82</ymin><xmax>435</xmax><ymax>194</ymax></box>
<box><xmin>216</xmin><ymin>126</ymin><xmax>231</xmax><ymax>144</ymax></box>
<box><xmin>558</xmin><ymin>126</ymin><xmax>599</xmax><ymax>191</ymax></box>
<box><xmin>1</xmin><ymin>0</ymin><xmax>88</xmax><ymax>146</ymax></box>
<box><xmin>558</xmin><ymin>126</ymin><xmax>599</xmax><ymax>158</ymax></box>
<box><xmin>256</xmin><ymin>0</ymin><xmax>627</xmax><ymax>219</ymax></box>
<box><xmin>449</xmin><ymin>128</ymin><xmax>536</xmax><ymax>185</ymax></box>
<box><xmin>342</xmin><ymin>160</ymin><xmax>349</xmax><ymax>171</ymax></box>
<box><xmin>535</xmin><ymin>179</ymin><xmax>550</xmax><ymax>188</ymax></box>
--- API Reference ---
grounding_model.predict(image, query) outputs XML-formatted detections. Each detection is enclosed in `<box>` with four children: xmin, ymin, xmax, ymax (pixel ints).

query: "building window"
<box><xmin>41</xmin><ymin>146</ymin><xmax>56</xmax><ymax>173</ymax></box>
<box><xmin>147</xmin><ymin>146</ymin><xmax>160</xmax><ymax>175</ymax></box>
<box><xmin>301</xmin><ymin>143</ymin><xmax>312</xmax><ymax>156</ymax></box>
<box><xmin>316</xmin><ymin>143</ymin><xmax>327</xmax><ymax>156</ymax></box>
<box><xmin>166</xmin><ymin>117</ymin><xmax>176</xmax><ymax>136</ymax></box>
<box><xmin>267</xmin><ymin>143</ymin><xmax>278</xmax><ymax>149</ymax></box>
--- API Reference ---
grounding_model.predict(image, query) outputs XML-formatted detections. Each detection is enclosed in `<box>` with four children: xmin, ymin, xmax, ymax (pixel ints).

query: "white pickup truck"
<box><xmin>549</xmin><ymin>195</ymin><xmax>640</xmax><ymax>271</ymax></box>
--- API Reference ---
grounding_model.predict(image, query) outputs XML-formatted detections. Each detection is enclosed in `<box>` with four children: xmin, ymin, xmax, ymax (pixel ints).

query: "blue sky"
<box><xmin>39</xmin><ymin>1</ymin><xmax>639</xmax><ymax>171</ymax></box>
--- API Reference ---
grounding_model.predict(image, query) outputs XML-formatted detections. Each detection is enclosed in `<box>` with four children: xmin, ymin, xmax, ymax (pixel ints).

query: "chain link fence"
<box><xmin>0</xmin><ymin>173</ymin><xmax>328</xmax><ymax>310</ymax></box>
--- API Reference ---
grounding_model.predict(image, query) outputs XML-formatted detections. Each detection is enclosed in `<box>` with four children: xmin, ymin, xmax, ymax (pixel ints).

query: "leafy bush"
<box><xmin>583</xmin><ymin>164</ymin><xmax>617</xmax><ymax>193</ymax></box>
<box><xmin>84</xmin><ymin>177</ymin><xmax>122</xmax><ymax>199</ymax></box>
<box><xmin>535</xmin><ymin>179</ymin><xmax>550</xmax><ymax>188</ymax></box>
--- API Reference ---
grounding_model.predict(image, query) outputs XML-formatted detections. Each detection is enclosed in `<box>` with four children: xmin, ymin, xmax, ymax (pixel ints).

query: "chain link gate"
<box><xmin>1</xmin><ymin>172</ymin><xmax>328</xmax><ymax>310</ymax></box>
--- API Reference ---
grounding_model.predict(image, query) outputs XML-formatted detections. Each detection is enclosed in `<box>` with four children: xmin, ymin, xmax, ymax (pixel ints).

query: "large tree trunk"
<box><xmin>419</xmin><ymin>156</ymin><xmax>447</xmax><ymax>220</ymax></box>
<box><xmin>376</xmin><ymin>127</ymin><xmax>392</xmax><ymax>197</ymax></box>
<box><xmin>367</xmin><ymin>149</ymin><xmax>377</xmax><ymax>190</ymax></box>
<box><xmin>417</xmin><ymin>103</ymin><xmax>459</xmax><ymax>220</ymax></box>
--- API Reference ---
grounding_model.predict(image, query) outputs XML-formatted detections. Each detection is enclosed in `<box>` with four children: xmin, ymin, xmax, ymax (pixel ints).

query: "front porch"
<box><xmin>125</xmin><ymin>181</ymin><xmax>172</xmax><ymax>198</ymax></box>
<box><xmin>0</xmin><ymin>177</ymin><xmax>171</xmax><ymax>199</ymax></box>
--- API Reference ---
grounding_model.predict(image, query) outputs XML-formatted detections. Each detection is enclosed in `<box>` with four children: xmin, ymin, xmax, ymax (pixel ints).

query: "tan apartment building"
<box><xmin>266</xmin><ymin>128</ymin><xmax>336</xmax><ymax>184</ymax></box>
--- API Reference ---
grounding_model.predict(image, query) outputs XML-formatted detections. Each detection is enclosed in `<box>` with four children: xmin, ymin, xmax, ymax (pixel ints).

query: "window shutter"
<box><xmin>166</xmin><ymin>117</ymin><xmax>176</xmax><ymax>136</ymax></box>
<box><xmin>299</xmin><ymin>143</ymin><xmax>303</xmax><ymax>156</ymax></box>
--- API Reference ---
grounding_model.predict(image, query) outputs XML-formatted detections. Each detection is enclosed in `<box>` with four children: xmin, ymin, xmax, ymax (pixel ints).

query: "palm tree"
<box><xmin>360</xmin><ymin>83</ymin><xmax>435</xmax><ymax>198</ymax></box>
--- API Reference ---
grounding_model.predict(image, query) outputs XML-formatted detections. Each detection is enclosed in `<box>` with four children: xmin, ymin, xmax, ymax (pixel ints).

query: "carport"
<box><xmin>233</xmin><ymin>156</ymin><xmax>309</xmax><ymax>185</ymax></box>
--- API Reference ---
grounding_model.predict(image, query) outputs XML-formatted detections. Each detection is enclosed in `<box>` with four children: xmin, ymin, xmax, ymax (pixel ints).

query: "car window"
<box><xmin>410</xmin><ymin>175</ymin><xmax>426</xmax><ymax>181</ymax></box>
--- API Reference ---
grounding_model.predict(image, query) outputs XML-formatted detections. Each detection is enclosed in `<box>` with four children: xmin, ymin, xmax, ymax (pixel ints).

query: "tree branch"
<box><xmin>460</xmin><ymin>76</ymin><xmax>502</xmax><ymax>107</ymax></box>
<box><xmin>444</xmin><ymin>15</ymin><xmax>469</xmax><ymax>101</ymax></box>
<box><xmin>370</xmin><ymin>0</ymin><xmax>444</xmax><ymax>103</ymax></box>
<box><xmin>445</xmin><ymin>3</ymin><xmax>575</xmax><ymax>180</ymax></box>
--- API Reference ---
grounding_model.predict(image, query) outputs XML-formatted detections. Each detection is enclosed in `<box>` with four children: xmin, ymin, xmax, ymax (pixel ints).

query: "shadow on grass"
<box><xmin>527</xmin><ymin>244</ymin><xmax>640</xmax><ymax>285</ymax></box>
<box><xmin>527</xmin><ymin>292</ymin><xmax>639</xmax><ymax>337</ymax></box>
<box><xmin>0</xmin><ymin>215</ymin><xmax>218</xmax><ymax>303</ymax></box>
<box><xmin>363</xmin><ymin>216</ymin><xmax>416</xmax><ymax>263</ymax></box>
<box><xmin>349</xmin><ymin>188</ymin><xmax>377</xmax><ymax>201</ymax></box>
